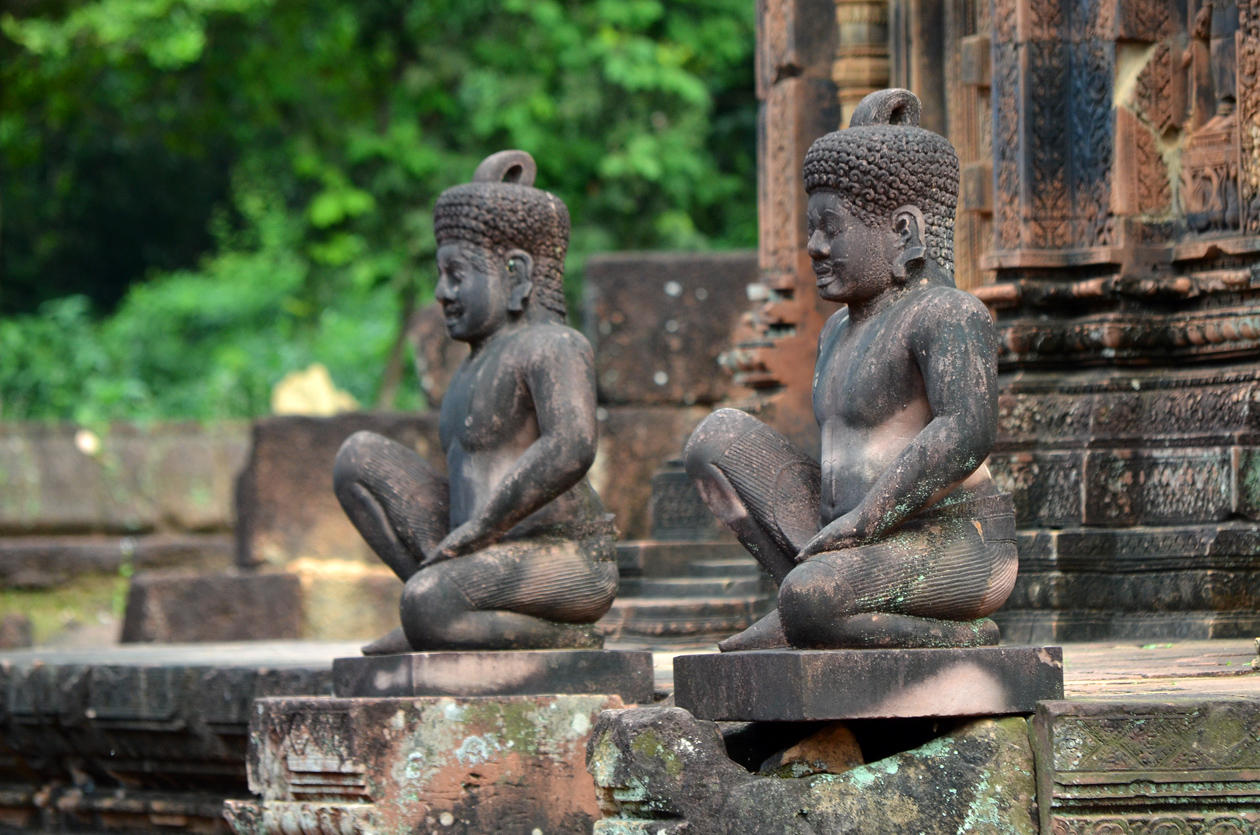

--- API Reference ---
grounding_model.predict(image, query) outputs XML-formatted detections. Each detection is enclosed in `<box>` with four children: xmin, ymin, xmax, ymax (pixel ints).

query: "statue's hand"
<box><xmin>424</xmin><ymin>521</ymin><xmax>487</xmax><ymax>566</ymax></box>
<box><xmin>796</xmin><ymin>511</ymin><xmax>867</xmax><ymax>561</ymax></box>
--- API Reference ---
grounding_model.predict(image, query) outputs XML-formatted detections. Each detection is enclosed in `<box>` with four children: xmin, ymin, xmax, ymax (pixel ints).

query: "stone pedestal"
<box><xmin>674</xmin><ymin>646</ymin><xmax>1063</xmax><ymax>721</ymax></box>
<box><xmin>225</xmin><ymin>694</ymin><xmax>623</xmax><ymax>835</ymax></box>
<box><xmin>586</xmin><ymin>706</ymin><xmax>1039</xmax><ymax>834</ymax></box>
<box><xmin>332</xmin><ymin>649</ymin><xmax>654</xmax><ymax>703</ymax></box>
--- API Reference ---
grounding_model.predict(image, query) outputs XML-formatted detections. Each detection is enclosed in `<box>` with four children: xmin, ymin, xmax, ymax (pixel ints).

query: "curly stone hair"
<box><xmin>802</xmin><ymin>89</ymin><xmax>958</xmax><ymax>274</ymax></box>
<box><xmin>433</xmin><ymin>150</ymin><xmax>569</xmax><ymax>319</ymax></box>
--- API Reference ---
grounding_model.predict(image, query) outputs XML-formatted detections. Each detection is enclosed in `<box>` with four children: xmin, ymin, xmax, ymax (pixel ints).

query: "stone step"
<box><xmin>993</xmin><ymin>608</ymin><xmax>1260</xmax><ymax>643</ymax></box>
<box><xmin>619</xmin><ymin>576</ymin><xmax>764</xmax><ymax>597</ymax></box>
<box><xmin>598</xmin><ymin>595</ymin><xmax>769</xmax><ymax>641</ymax></box>
<box><xmin>687</xmin><ymin>558</ymin><xmax>763</xmax><ymax>579</ymax></box>
<box><xmin>616</xmin><ymin>540</ymin><xmax>747</xmax><ymax>577</ymax></box>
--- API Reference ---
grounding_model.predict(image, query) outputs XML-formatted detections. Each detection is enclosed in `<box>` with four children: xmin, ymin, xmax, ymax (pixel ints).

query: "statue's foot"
<box><xmin>361</xmin><ymin>627</ymin><xmax>412</xmax><ymax>656</ymax></box>
<box><xmin>788</xmin><ymin>613</ymin><xmax>1000</xmax><ymax>650</ymax></box>
<box><xmin>718</xmin><ymin>609</ymin><xmax>790</xmax><ymax>652</ymax></box>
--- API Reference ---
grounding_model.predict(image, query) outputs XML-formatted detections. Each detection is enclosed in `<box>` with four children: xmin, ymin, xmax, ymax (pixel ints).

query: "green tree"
<box><xmin>0</xmin><ymin>0</ymin><xmax>756</xmax><ymax>419</ymax></box>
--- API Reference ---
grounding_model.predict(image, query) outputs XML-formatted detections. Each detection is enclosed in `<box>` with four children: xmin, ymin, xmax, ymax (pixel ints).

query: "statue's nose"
<box><xmin>807</xmin><ymin>229</ymin><xmax>829</xmax><ymax>258</ymax></box>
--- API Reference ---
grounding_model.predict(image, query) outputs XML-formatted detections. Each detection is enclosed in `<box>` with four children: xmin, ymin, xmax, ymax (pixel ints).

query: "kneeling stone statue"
<box><xmin>335</xmin><ymin>150</ymin><xmax>616</xmax><ymax>654</ymax></box>
<box><xmin>686</xmin><ymin>89</ymin><xmax>1017</xmax><ymax>651</ymax></box>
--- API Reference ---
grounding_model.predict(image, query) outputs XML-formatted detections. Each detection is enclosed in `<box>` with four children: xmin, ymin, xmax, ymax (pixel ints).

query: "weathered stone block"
<box><xmin>234</xmin><ymin>414</ymin><xmax>440</xmax><ymax>567</ymax></box>
<box><xmin>0</xmin><ymin>533</ymin><xmax>233</xmax><ymax>589</ymax></box>
<box><xmin>589</xmin><ymin>406</ymin><xmax>707</xmax><ymax>539</ymax></box>
<box><xmin>587</xmin><ymin>706</ymin><xmax>1037</xmax><ymax>834</ymax></box>
<box><xmin>996</xmin><ymin>390</ymin><xmax>1093</xmax><ymax>448</ymax></box>
<box><xmin>1234</xmin><ymin>445</ymin><xmax>1260</xmax><ymax>521</ymax></box>
<box><xmin>1032</xmin><ymin>699</ymin><xmax>1260</xmax><ymax>834</ymax></box>
<box><xmin>988</xmin><ymin>450</ymin><xmax>1083</xmax><ymax>525</ymax></box>
<box><xmin>121</xmin><ymin>571</ymin><xmax>303</xmax><ymax>643</ymax></box>
<box><xmin>1083</xmin><ymin>448</ymin><xmax>1233</xmax><ymax>526</ymax></box>
<box><xmin>584</xmin><ymin>252</ymin><xmax>756</xmax><ymax>406</ymax></box>
<box><xmin>332</xmin><ymin>650</ymin><xmax>654</xmax><ymax>703</ymax></box>
<box><xmin>0</xmin><ymin>422</ymin><xmax>246</xmax><ymax>536</ymax></box>
<box><xmin>673</xmin><ymin>646</ymin><xmax>1064</xmax><ymax>721</ymax></box>
<box><xmin>228</xmin><ymin>694</ymin><xmax>621</xmax><ymax>834</ymax></box>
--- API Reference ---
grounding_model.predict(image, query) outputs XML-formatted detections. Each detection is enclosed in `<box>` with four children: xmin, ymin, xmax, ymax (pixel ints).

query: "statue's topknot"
<box><xmin>433</xmin><ymin>150</ymin><xmax>569</xmax><ymax>319</ymax></box>
<box><xmin>803</xmin><ymin>89</ymin><xmax>958</xmax><ymax>273</ymax></box>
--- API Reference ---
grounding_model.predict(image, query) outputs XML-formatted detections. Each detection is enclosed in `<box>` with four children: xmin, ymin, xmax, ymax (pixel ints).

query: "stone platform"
<box><xmin>0</xmin><ymin>639</ymin><xmax>1254</xmax><ymax>832</ymax></box>
<box><xmin>225</xmin><ymin>694</ymin><xmax>624</xmax><ymax>835</ymax></box>
<box><xmin>674</xmin><ymin>645</ymin><xmax>1064</xmax><ymax>721</ymax></box>
<box><xmin>332</xmin><ymin>649</ymin><xmax>654</xmax><ymax>702</ymax></box>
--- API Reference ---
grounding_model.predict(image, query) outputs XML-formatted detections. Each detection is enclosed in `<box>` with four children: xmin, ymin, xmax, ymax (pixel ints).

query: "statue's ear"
<box><xmin>891</xmin><ymin>205</ymin><xmax>927</xmax><ymax>281</ymax></box>
<box><xmin>504</xmin><ymin>249</ymin><xmax>534</xmax><ymax>313</ymax></box>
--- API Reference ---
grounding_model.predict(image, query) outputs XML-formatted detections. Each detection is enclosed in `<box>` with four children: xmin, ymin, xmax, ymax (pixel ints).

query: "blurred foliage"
<box><xmin>0</xmin><ymin>0</ymin><xmax>756</xmax><ymax>420</ymax></box>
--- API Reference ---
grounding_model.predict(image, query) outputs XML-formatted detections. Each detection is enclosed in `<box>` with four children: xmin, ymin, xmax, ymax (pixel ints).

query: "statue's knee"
<box><xmin>400</xmin><ymin>567</ymin><xmax>464</xmax><ymax>644</ymax></box>
<box><xmin>684</xmin><ymin>408</ymin><xmax>756</xmax><ymax>477</ymax></box>
<box><xmin>779</xmin><ymin>560</ymin><xmax>855</xmax><ymax>642</ymax></box>
<box><xmin>333</xmin><ymin>431</ymin><xmax>380</xmax><ymax>495</ymax></box>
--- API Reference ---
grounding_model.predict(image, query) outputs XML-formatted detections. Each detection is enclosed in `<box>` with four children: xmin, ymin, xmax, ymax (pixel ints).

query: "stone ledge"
<box><xmin>674</xmin><ymin>646</ymin><xmax>1064</xmax><ymax>721</ymax></box>
<box><xmin>332</xmin><ymin>649</ymin><xmax>655</xmax><ymax>703</ymax></box>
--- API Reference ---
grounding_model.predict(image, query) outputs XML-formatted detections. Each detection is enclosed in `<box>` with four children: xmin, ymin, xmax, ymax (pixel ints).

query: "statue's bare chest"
<box><xmin>813</xmin><ymin>315</ymin><xmax>922</xmax><ymax>428</ymax></box>
<box><xmin>439</xmin><ymin>350</ymin><xmax>531</xmax><ymax>452</ymax></box>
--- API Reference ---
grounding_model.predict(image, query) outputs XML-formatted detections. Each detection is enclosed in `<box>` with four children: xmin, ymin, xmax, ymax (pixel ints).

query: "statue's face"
<box><xmin>806</xmin><ymin>191</ymin><xmax>898</xmax><ymax>306</ymax></box>
<box><xmin>435</xmin><ymin>241</ymin><xmax>509</xmax><ymax>343</ymax></box>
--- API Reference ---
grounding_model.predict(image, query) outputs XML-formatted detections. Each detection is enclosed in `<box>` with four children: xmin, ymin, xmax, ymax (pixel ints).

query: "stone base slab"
<box><xmin>228</xmin><ymin>694</ymin><xmax>623</xmax><ymax>834</ymax></box>
<box><xmin>674</xmin><ymin>646</ymin><xmax>1064</xmax><ymax>721</ymax></box>
<box><xmin>1033</xmin><ymin>699</ymin><xmax>1260</xmax><ymax>834</ymax></box>
<box><xmin>332</xmin><ymin>649</ymin><xmax>655</xmax><ymax>702</ymax></box>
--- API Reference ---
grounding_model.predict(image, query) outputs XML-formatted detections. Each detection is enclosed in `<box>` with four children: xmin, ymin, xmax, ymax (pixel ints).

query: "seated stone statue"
<box><xmin>686</xmin><ymin>89</ymin><xmax>1017</xmax><ymax>651</ymax></box>
<box><xmin>334</xmin><ymin>150</ymin><xmax>616</xmax><ymax>654</ymax></box>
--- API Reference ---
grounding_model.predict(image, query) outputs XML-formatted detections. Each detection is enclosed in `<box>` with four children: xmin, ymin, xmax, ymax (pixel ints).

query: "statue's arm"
<box><xmin>429</xmin><ymin>328</ymin><xmax>598</xmax><ymax>562</ymax></box>
<box><xmin>799</xmin><ymin>293</ymin><xmax>998</xmax><ymax>558</ymax></box>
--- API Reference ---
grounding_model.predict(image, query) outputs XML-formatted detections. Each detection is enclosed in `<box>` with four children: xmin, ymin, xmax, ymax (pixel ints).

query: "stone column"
<box><xmin>723</xmin><ymin>0</ymin><xmax>841</xmax><ymax>452</ymax></box>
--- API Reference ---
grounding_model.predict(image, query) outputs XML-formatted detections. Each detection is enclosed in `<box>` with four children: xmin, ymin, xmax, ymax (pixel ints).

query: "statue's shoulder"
<box><xmin>509</xmin><ymin>322</ymin><xmax>594</xmax><ymax>361</ymax></box>
<box><xmin>901</xmin><ymin>284</ymin><xmax>996</xmax><ymax>359</ymax></box>
<box><xmin>905</xmin><ymin>283</ymin><xmax>991</xmax><ymax>325</ymax></box>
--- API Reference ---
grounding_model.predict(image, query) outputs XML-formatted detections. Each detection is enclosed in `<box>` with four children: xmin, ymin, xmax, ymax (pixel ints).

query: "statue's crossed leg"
<box><xmin>685</xmin><ymin>409</ymin><xmax>1016</xmax><ymax>651</ymax></box>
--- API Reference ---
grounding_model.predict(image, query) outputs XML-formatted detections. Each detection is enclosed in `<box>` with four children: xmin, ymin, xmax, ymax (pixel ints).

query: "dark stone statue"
<box><xmin>685</xmin><ymin>89</ymin><xmax>1017</xmax><ymax>651</ymax></box>
<box><xmin>334</xmin><ymin>150</ymin><xmax>616</xmax><ymax>654</ymax></box>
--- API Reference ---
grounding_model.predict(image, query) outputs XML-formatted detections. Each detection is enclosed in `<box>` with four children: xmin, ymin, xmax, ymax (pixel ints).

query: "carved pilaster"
<box><xmin>725</xmin><ymin>0</ymin><xmax>840</xmax><ymax>449</ymax></box>
<box><xmin>833</xmin><ymin>1</ymin><xmax>891</xmax><ymax>126</ymax></box>
<box><xmin>1236</xmin><ymin>1</ymin><xmax>1259</xmax><ymax>233</ymax></box>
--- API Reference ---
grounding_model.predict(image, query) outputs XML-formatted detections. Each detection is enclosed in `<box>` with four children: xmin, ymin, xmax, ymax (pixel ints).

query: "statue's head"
<box><xmin>432</xmin><ymin>150</ymin><xmax>569</xmax><ymax>341</ymax></box>
<box><xmin>802</xmin><ymin>89</ymin><xmax>958</xmax><ymax>305</ymax></box>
